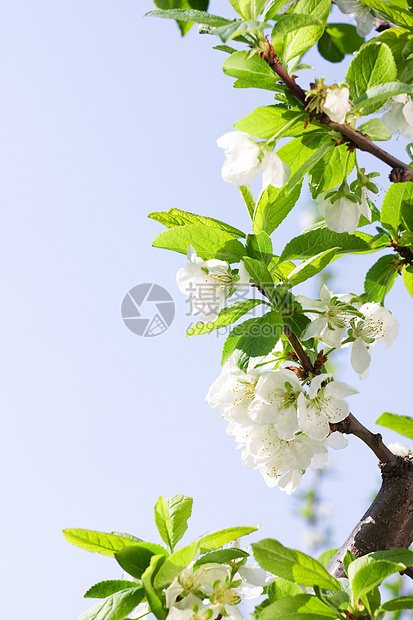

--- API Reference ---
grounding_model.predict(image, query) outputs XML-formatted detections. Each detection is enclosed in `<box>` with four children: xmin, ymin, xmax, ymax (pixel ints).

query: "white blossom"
<box><xmin>382</xmin><ymin>94</ymin><xmax>413</xmax><ymax>142</ymax></box>
<box><xmin>336</xmin><ymin>0</ymin><xmax>375</xmax><ymax>36</ymax></box>
<box><xmin>297</xmin><ymin>374</ymin><xmax>358</xmax><ymax>441</ymax></box>
<box><xmin>217</xmin><ymin>131</ymin><xmax>290</xmax><ymax>189</ymax></box>
<box><xmin>206</xmin><ymin>358</ymin><xmax>260</xmax><ymax>425</ymax></box>
<box><xmin>320</xmin><ymin>87</ymin><xmax>352</xmax><ymax>124</ymax></box>
<box><xmin>388</xmin><ymin>442</ymin><xmax>410</xmax><ymax>457</ymax></box>
<box><xmin>317</xmin><ymin>190</ymin><xmax>371</xmax><ymax>234</ymax></box>
<box><xmin>249</xmin><ymin>368</ymin><xmax>304</xmax><ymax>440</ymax></box>
<box><xmin>297</xmin><ymin>285</ymin><xmax>356</xmax><ymax>348</ymax></box>
<box><xmin>349</xmin><ymin>302</ymin><xmax>399</xmax><ymax>379</ymax></box>
<box><xmin>176</xmin><ymin>246</ymin><xmax>249</xmax><ymax>323</ymax></box>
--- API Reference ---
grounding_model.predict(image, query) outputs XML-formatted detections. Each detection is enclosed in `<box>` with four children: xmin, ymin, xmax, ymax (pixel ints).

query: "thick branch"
<box><xmin>260</xmin><ymin>45</ymin><xmax>413</xmax><ymax>183</ymax></box>
<box><xmin>328</xmin><ymin>454</ymin><xmax>413</xmax><ymax>578</ymax></box>
<box><xmin>283</xmin><ymin>325</ymin><xmax>316</xmax><ymax>376</ymax></box>
<box><xmin>330</xmin><ymin>413</ymin><xmax>399</xmax><ymax>469</ymax></box>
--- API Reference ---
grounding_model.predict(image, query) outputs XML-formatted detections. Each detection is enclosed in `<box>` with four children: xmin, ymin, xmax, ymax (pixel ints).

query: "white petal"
<box><xmin>403</xmin><ymin>99</ymin><xmax>413</xmax><ymax>127</ymax></box>
<box><xmin>261</xmin><ymin>151</ymin><xmax>290</xmax><ymax>189</ymax></box>
<box><xmin>237</xmin><ymin>260</ymin><xmax>250</xmax><ymax>287</ymax></box>
<box><xmin>324</xmin><ymin>380</ymin><xmax>359</xmax><ymax>399</ymax></box>
<box><xmin>302</xmin><ymin>317</ymin><xmax>328</xmax><ymax>341</ymax></box>
<box><xmin>273</xmin><ymin>409</ymin><xmax>300</xmax><ymax>441</ymax></box>
<box><xmin>351</xmin><ymin>337</ymin><xmax>371</xmax><ymax>375</ymax></box>
<box><xmin>298</xmin><ymin>400</ymin><xmax>330</xmax><ymax>441</ymax></box>
<box><xmin>325</xmin><ymin>397</ymin><xmax>350</xmax><ymax>423</ymax></box>
<box><xmin>217</xmin><ymin>131</ymin><xmax>250</xmax><ymax>153</ymax></box>
<box><xmin>325</xmin><ymin>431</ymin><xmax>348</xmax><ymax>450</ymax></box>
<box><xmin>278</xmin><ymin>469</ymin><xmax>302</xmax><ymax>494</ymax></box>
<box><xmin>324</xmin><ymin>196</ymin><xmax>360</xmax><ymax>234</ymax></box>
<box><xmin>309</xmin><ymin>373</ymin><xmax>332</xmax><ymax>399</ymax></box>
<box><xmin>388</xmin><ymin>442</ymin><xmax>410</xmax><ymax>456</ymax></box>
<box><xmin>310</xmin><ymin>451</ymin><xmax>328</xmax><ymax>469</ymax></box>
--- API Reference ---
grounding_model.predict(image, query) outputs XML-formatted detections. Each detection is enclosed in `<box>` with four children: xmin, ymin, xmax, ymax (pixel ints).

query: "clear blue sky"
<box><xmin>1</xmin><ymin>2</ymin><xmax>412</xmax><ymax>618</ymax></box>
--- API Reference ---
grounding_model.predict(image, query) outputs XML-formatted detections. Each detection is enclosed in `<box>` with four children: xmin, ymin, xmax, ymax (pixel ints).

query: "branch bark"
<box><xmin>259</xmin><ymin>43</ymin><xmax>413</xmax><ymax>183</ymax></box>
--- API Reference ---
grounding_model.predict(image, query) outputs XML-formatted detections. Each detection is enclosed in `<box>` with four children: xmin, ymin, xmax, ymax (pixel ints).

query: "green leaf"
<box><xmin>234</xmin><ymin>105</ymin><xmax>314</xmax><ymax>140</ymax></box>
<box><xmin>154</xmin><ymin>495</ymin><xmax>193</xmax><ymax>552</ymax></box>
<box><xmin>253</xmin><ymin>539</ymin><xmax>341</xmax><ymax>591</ymax></box>
<box><xmin>246</xmin><ymin>232</ymin><xmax>273</xmax><ymax>265</ymax></box>
<box><xmin>78</xmin><ymin>587</ymin><xmax>145</xmax><ymax>620</ymax></box>
<box><xmin>349</xmin><ymin>558</ymin><xmax>407</xmax><ymax>605</ymax></box>
<box><xmin>403</xmin><ymin>264</ymin><xmax>413</xmax><ymax>297</ymax></box>
<box><xmin>149</xmin><ymin>208</ymin><xmax>245</xmax><ymax>238</ymax></box>
<box><xmin>343</xmin><ymin>550</ymin><xmax>356</xmax><ymax>577</ymax></box>
<box><xmin>283</xmin><ymin>313</ymin><xmax>311</xmax><ymax>343</ymax></box>
<box><xmin>381</xmin><ymin>181</ymin><xmax>413</xmax><ymax>236</ymax></box>
<box><xmin>223</xmin><ymin>52</ymin><xmax>284</xmax><ymax>92</ymax></box>
<box><xmin>260</xmin><ymin>594</ymin><xmax>338</xmax><ymax>620</ymax></box>
<box><xmin>221</xmin><ymin>317</ymin><xmax>260</xmax><ymax>364</ymax></box>
<box><xmin>253</xmin><ymin>182</ymin><xmax>302</xmax><ymax>235</ymax></box>
<box><xmin>84</xmin><ymin>581</ymin><xmax>141</xmax><ymax>599</ymax></box>
<box><xmin>62</xmin><ymin>529</ymin><xmax>141</xmax><ymax>558</ymax></box>
<box><xmin>376</xmin><ymin>411</ymin><xmax>413</xmax><ymax>439</ymax></box>
<box><xmin>381</xmin><ymin>596</ymin><xmax>413</xmax><ymax>611</ymax></box>
<box><xmin>187</xmin><ymin>299</ymin><xmax>267</xmax><ymax>336</ymax></box>
<box><xmin>197</xmin><ymin>526</ymin><xmax>258</xmax><ymax>551</ymax></box>
<box><xmin>285</xmin><ymin>140</ymin><xmax>332</xmax><ymax>195</ymax></box>
<box><xmin>318</xmin><ymin>24</ymin><xmax>364</xmax><ymax>63</ymax></box>
<box><xmin>194</xmin><ymin>548</ymin><xmax>249</xmax><ymax>567</ymax></box>
<box><xmin>115</xmin><ymin>543</ymin><xmax>168</xmax><ymax>580</ymax></box>
<box><xmin>283</xmin><ymin>0</ymin><xmax>331</xmax><ymax>62</ymax></box>
<box><xmin>277</xmin><ymin>133</ymin><xmax>330</xmax><ymax>183</ymax></box>
<box><xmin>110</xmin><ymin>532</ymin><xmax>143</xmax><ymax>544</ymax></box>
<box><xmin>232</xmin><ymin>311</ymin><xmax>284</xmax><ymax>367</ymax></box>
<box><xmin>141</xmin><ymin>555</ymin><xmax>167</xmax><ymax>620</ymax></box>
<box><xmin>360</xmin><ymin>0</ymin><xmax>413</xmax><ymax>28</ymax></box>
<box><xmin>284</xmin><ymin>249</ymin><xmax>337</xmax><ymax>288</ymax></box>
<box><xmin>240</xmin><ymin>185</ymin><xmax>255</xmax><ymax>219</ymax></box>
<box><xmin>363</xmin><ymin>585</ymin><xmax>381</xmax><ymax>617</ymax></box>
<box><xmin>346</xmin><ymin>42</ymin><xmax>397</xmax><ymax>114</ymax></box>
<box><xmin>368</xmin><ymin>548</ymin><xmax>413</xmax><ymax>564</ymax></box>
<box><xmin>364</xmin><ymin>255</ymin><xmax>399</xmax><ymax>302</ymax></box>
<box><xmin>152</xmin><ymin>224</ymin><xmax>245</xmax><ymax>262</ymax></box>
<box><xmin>228</xmin><ymin>0</ymin><xmax>267</xmax><ymax>19</ymax></box>
<box><xmin>271</xmin><ymin>13</ymin><xmax>322</xmax><ymax>42</ymax></box>
<box><xmin>153</xmin><ymin>541</ymin><xmax>199</xmax><ymax>589</ymax></box>
<box><xmin>268</xmin><ymin>578</ymin><xmax>304</xmax><ymax>601</ymax></box>
<box><xmin>146</xmin><ymin>8</ymin><xmax>228</xmax><ymax>28</ymax></box>
<box><xmin>317</xmin><ymin>548</ymin><xmax>339</xmax><ymax>569</ymax></box>
<box><xmin>308</xmin><ymin>144</ymin><xmax>355</xmax><ymax>198</ymax></box>
<box><xmin>354</xmin><ymin>82</ymin><xmax>413</xmax><ymax>114</ymax></box>
<box><xmin>279</xmin><ymin>226</ymin><xmax>371</xmax><ymax>263</ymax></box>
<box><xmin>357</xmin><ymin>118</ymin><xmax>391</xmax><ymax>141</ymax></box>
<box><xmin>243</xmin><ymin>257</ymin><xmax>276</xmax><ymax>301</ymax></box>
<box><xmin>211</xmin><ymin>19</ymin><xmax>269</xmax><ymax>43</ymax></box>
<box><xmin>366</xmin><ymin>28</ymin><xmax>412</xmax><ymax>66</ymax></box>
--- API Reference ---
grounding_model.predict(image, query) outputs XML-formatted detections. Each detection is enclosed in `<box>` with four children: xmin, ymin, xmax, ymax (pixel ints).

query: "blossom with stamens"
<box><xmin>297</xmin><ymin>285</ymin><xmax>358</xmax><ymax>348</ymax></box>
<box><xmin>320</xmin><ymin>87</ymin><xmax>352</xmax><ymax>124</ymax></box>
<box><xmin>176</xmin><ymin>246</ymin><xmax>249</xmax><ymax>323</ymax></box>
<box><xmin>297</xmin><ymin>374</ymin><xmax>358</xmax><ymax>441</ymax></box>
<box><xmin>348</xmin><ymin>302</ymin><xmax>399</xmax><ymax>379</ymax></box>
<box><xmin>381</xmin><ymin>94</ymin><xmax>413</xmax><ymax>142</ymax></box>
<box><xmin>249</xmin><ymin>368</ymin><xmax>304</xmax><ymax>440</ymax></box>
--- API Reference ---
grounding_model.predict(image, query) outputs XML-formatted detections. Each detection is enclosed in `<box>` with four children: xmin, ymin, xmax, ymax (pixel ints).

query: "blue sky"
<box><xmin>1</xmin><ymin>2</ymin><xmax>412</xmax><ymax>618</ymax></box>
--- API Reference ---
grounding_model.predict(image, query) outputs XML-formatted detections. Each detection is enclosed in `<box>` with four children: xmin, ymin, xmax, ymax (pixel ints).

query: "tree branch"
<box><xmin>283</xmin><ymin>325</ymin><xmax>316</xmax><ymax>376</ymax></box>
<box><xmin>330</xmin><ymin>413</ymin><xmax>399</xmax><ymax>469</ymax></box>
<box><xmin>259</xmin><ymin>42</ymin><xmax>413</xmax><ymax>183</ymax></box>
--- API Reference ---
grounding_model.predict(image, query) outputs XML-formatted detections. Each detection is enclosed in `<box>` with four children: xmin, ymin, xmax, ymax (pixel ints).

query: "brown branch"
<box><xmin>283</xmin><ymin>325</ymin><xmax>316</xmax><ymax>377</ymax></box>
<box><xmin>259</xmin><ymin>42</ymin><xmax>413</xmax><ymax>184</ymax></box>
<box><xmin>330</xmin><ymin>412</ymin><xmax>399</xmax><ymax>469</ymax></box>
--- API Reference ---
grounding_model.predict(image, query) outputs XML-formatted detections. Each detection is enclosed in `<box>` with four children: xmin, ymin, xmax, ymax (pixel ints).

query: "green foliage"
<box><xmin>284</xmin><ymin>249</ymin><xmax>337</xmax><ymax>288</ymax></box>
<box><xmin>115</xmin><ymin>543</ymin><xmax>168</xmax><ymax>580</ymax></box>
<box><xmin>381</xmin><ymin>595</ymin><xmax>413</xmax><ymax>611</ymax></box>
<box><xmin>318</xmin><ymin>24</ymin><xmax>364</xmax><ymax>63</ymax></box>
<box><xmin>253</xmin><ymin>182</ymin><xmax>302</xmax><ymax>235</ymax></box>
<box><xmin>357</xmin><ymin>118</ymin><xmax>391</xmax><ymax>142</ymax></box>
<box><xmin>360</xmin><ymin>0</ymin><xmax>413</xmax><ymax>28</ymax></box>
<box><xmin>154</xmin><ymin>540</ymin><xmax>200</xmax><ymax>588</ymax></box>
<box><xmin>253</xmin><ymin>538</ymin><xmax>341</xmax><ymax>591</ymax></box>
<box><xmin>243</xmin><ymin>256</ymin><xmax>276</xmax><ymax>301</ymax></box>
<box><xmin>197</xmin><ymin>525</ymin><xmax>258</xmax><ymax>550</ymax></box>
<box><xmin>149</xmin><ymin>208</ymin><xmax>245</xmax><ymax>238</ymax></box>
<box><xmin>308</xmin><ymin>144</ymin><xmax>355</xmax><ymax>198</ymax></box>
<box><xmin>228</xmin><ymin>0</ymin><xmax>267</xmax><ymax>20</ymax></box>
<box><xmin>268</xmin><ymin>577</ymin><xmax>304</xmax><ymax>600</ymax></box>
<box><xmin>259</xmin><ymin>594</ymin><xmax>338</xmax><ymax>620</ymax></box>
<box><xmin>403</xmin><ymin>264</ymin><xmax>413</xmax><ymax>297</ymax></box>
<box><xmin>154</xmin><ymin>494</ymin><xmax>193</xmax><ymax>552</ymax></box>
<box><xmin>63</xmin><ymin>529</ymin><xmax>142</xmax><ymax>557</ymax></box>
<box><xmin>223</xmin><ymin>51</ymin><xmax>286</xmax><ymax>91</ymax></box>
<box><xmin>283</xmin><ymin>0</ymin><xmax>331</xmax><ymax>62</ymax></box>
<box><xmin>141</xmin><ymin>555</ymin><xmax>167</xmax><ymax>620</ymax></box>
<box><xmin>234</xmin><ymin>105</ymin><xmax>314</xmax><ymax>140</ymax></box>
<box><xmin>84</xmin><ymin>581</ymin><xmax>143</xmax><ymax>599</ymax></box>
<box><xmin>381</xmin><ymin>181</ymin><xmax>413</xmax><ymax>237</ymax></box>
<box><xmin>364</xmin><ymin>255</ymin><xmax>399</xmax><ymax>302</ymax></box>
<box><xmin>186</xmin><ymin>299</ymin><xmax>268</xmax><ymax>336</ymax></box>
<box><xmin>271</xmin><ymin>13</ymin><xmax>323</xmax><ymax>43</ymax></box>
<box><xmin>152</xmin><ymin>224</ymin><xmax>245</xmax><ymax>262</ymax></box>
<box><xmin>376</xmin><ymin>411</ymin><xmax>413</xmax><ymax>439</ymax></box>
<box><xmin>346</xmin><ymin>42</ymin><xmax>397</xmax><ymax>114</ymax></box>
<box><xmin>354</xmin><ymin>82</ymin><xmax>413</xmax><ymax>115</ymax></box>
<box><xmin>246</xmin><ymin>231</ymin><xmax>273</xmax><ymax>264</ymax></box>
<box><xmin>223</xmin><ymin>311</ymin><xmax>284</xmax><ymax>369</ymax></box>
<box><xmin>77</xmin><ymin>587</ymin><xmax>146</xmax><ymax>620</ymax></box>
<box><xmin>279</xmin><ymin>226</ymin><xmax>371</xmax><ymax>263</ymax></box>
<box><xmin>194</xmin><ymin>548</ymin><xmax>249</xmax><ymax>567</ymax></box>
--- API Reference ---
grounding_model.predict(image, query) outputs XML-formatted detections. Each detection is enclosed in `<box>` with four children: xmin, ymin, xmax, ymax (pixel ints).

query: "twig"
<box><xmin>330</xmin><ymin>413</ymin><xmax>399</xmax><ymax>468</ymax></box>
<box><xmin>283</xmin><ymin>325</ymin><xmax>316</xmax><ymax>376</ymax></box>
<box><xmin>259</xmin><ymin>42</ymin><xmax>413</xmax><ymax>184</ymax></box>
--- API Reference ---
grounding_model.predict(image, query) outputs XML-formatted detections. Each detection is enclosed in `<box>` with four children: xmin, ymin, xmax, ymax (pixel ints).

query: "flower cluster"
<box><xmin>217</xmin><ymin>131</ymin><xmax>290</xmax><ymax>189</ymax></box>
<box><xmin>176</xmin><ymin>246</ymin><xmax>249</xmax><ymax>323</ymax></box>
<box><xmin>164</xmin><ymin>557</ymin><xmax>271</xmax><ymax>620</ymax></box>
<box><xmin>298</xmin><ymin>286</ymin><xmax>399</xmax><ymax>379</ymax></box>
<box><xmin>206</xmin><ymin>356</ymin><xmax>353</xmax><ymax>494</ymax></box>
